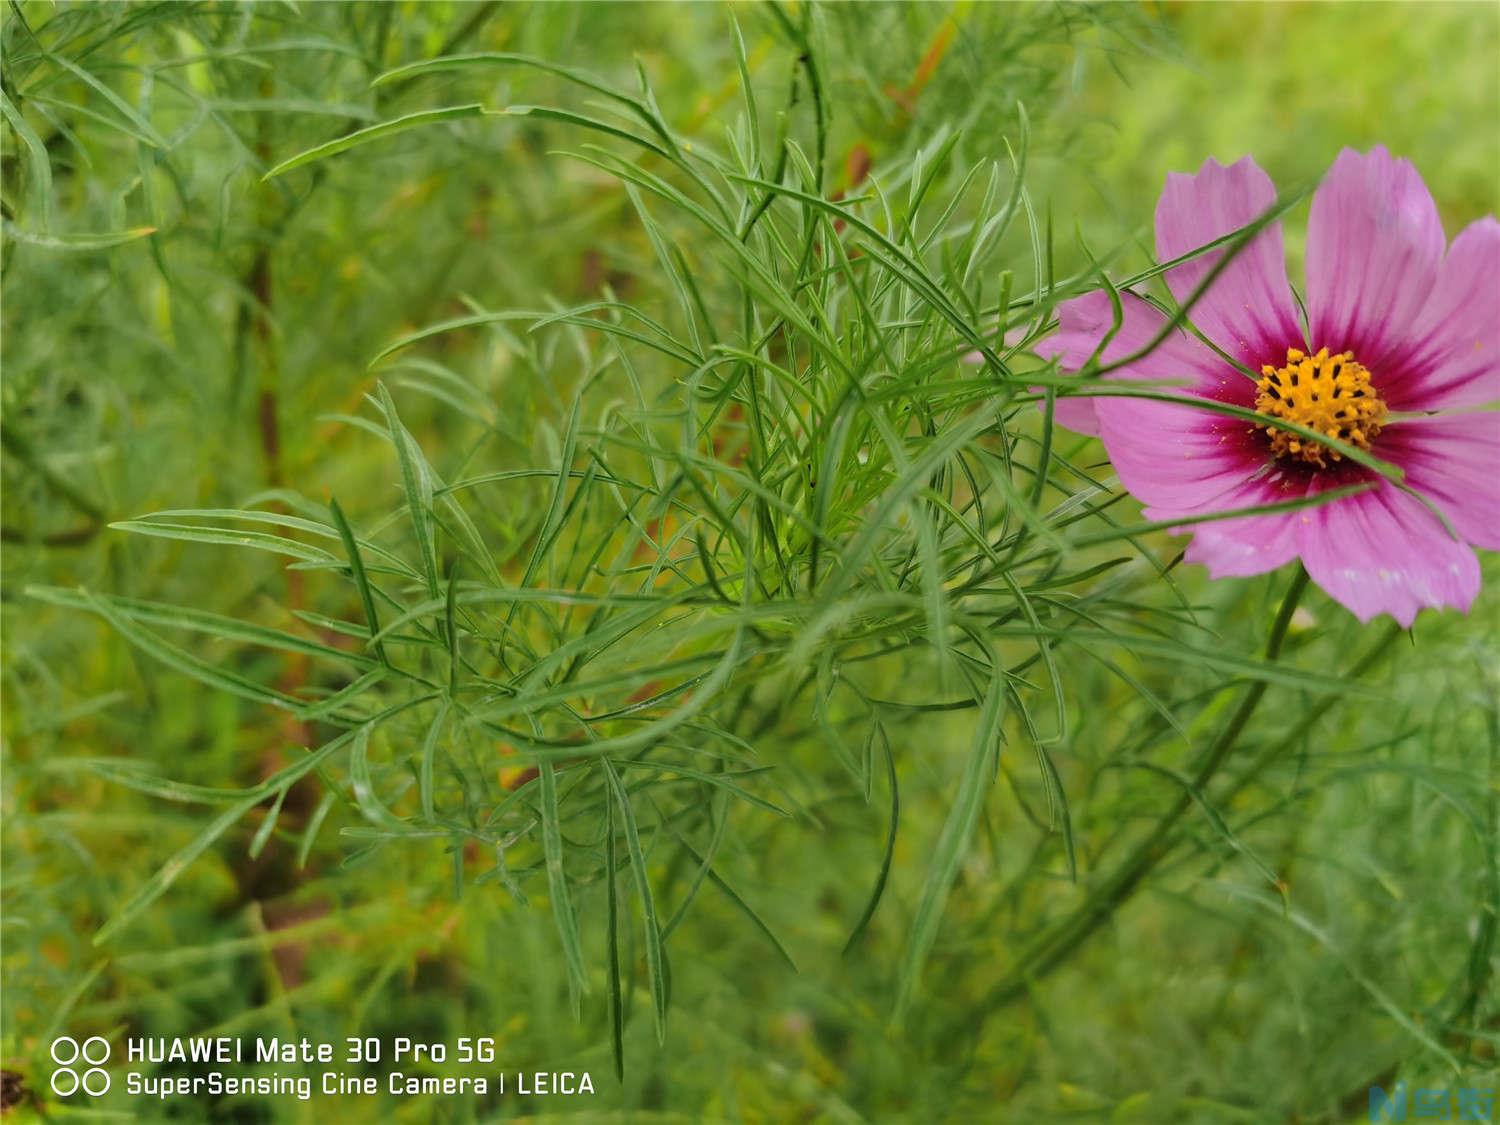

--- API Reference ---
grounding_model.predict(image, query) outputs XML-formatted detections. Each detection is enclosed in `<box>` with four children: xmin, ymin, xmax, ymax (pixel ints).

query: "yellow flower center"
<box><xmin>1254</xmin><ymin>347</ymin><xmax>1386</xmax><ymax>468</ymax></box>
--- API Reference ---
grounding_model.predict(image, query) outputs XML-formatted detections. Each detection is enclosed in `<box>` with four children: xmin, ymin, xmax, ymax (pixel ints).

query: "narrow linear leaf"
<box><xmin>0</xmin><ymin>90</ymin><xmax>54</xmax><ymax>228</ymax></box>
<box><xmin>248</xmin><ymin>789</ymin><xmax>288</xmax><ymax>860</ymax></box>
<box><xmin>539</xmin><ymin>760</ymin><xmax>588</xmax><ymax>1012</ymax></box>
<box><xmin>419</xmin><ymin>702</ymin><xmax>450</xmax><ymax>822</ymax></box>
<box><xmin>844</xmin><ymin>723</ymin><xmax>900</xmax><ymax>956</ymax></box>
<box><xmin>602</xmin><ymin>757</ymin><xmax>667</xmax><ymax>1043</ymax></box>
<box><xmin>79</xmin><ymin>592</ymin><xmax>306</xmax><ymax>713</ymax></box>
<box><xmin>298</xmin><ymin>793</ymin><xmax>337</xmax><ymax>870</ymax></box>
<box><xmin>95</xmin><ymin>730</ymin><xmax>357</xmax><ymax>944</ymax></box>
<box><xmin>27</xmin><ymin>585</ymin><xmax>375</xmax><ymax>671</ymax></box>
<box><xmin>350</xmin><ymin>724</ymin><xmax>409</xmax><ymax>830</ymax></box>
<box><xmin>895</xmin><ymin>671</ymin><xmax>1006</xmax><ymax>1015</ymax></box>
<box><xmin>376</xmin><ymin>383</ymin><xmax>441</xmax><ymax>601</ymax></box>
<box><xmin>110</xmin><ymin>519</ymin><xmax>338</xmax><ymax>564</ymax></box>
<box><xmin>328</xmin><ymin>497</ymin><xmax>388</xmax><ymax>664</ymax></box>
<box><xmin>672</xmin><ymin>834</ymin><xmax>797</xmax><ymax>973</ymax></box>
<box><xmin>605</xmin><ymin>794</ymin><xmax>624</xmax><ymax>1082</ymax></box>
<box><xmin>2</xmin><ymin>222</ymin><xmax>157</xmax><ymax>251</ymax></box>
<box><xmin>263</xmin><ymin>104</ymin><xmax>487</xmax><ymax>178</ymax></box>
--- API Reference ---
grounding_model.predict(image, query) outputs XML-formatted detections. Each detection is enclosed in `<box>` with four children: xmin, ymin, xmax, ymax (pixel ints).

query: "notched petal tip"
<box><xmin>1171</xmin><ymin>152</ymin><xmax>1260</xmax><ymax>184</ymax></box>
<box><xmin>1154</xmin><ymin>152</ymin><xmax>1301</xmax><ymax>371</ymax></box>
<box><xmin>1306</xmin><ymin>143</ymin><xmax>1445</xmax><ymax>371</ymax></box>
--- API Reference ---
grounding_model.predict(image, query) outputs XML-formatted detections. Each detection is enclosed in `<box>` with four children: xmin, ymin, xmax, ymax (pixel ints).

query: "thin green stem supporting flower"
<box><xmin>980</xmin><ymin>565</ymin><xmax>1312</xmax><ymax>1008</ymax></box>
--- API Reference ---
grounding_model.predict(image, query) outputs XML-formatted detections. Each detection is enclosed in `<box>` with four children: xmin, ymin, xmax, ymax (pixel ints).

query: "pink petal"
<box><xmin>1155</xmin><ymin>156</ymin><xmax>1304</xmax><ymax>370</ymax></box>
<box><xmin>1306</xmin><ymin>147</ymin><xmax>1446</xmax><ymax>374</ymax></box>
<box><xmin>1034</xmin><ymin>290</ymin><xmax>1250</xmax><ymax>436</ymax></box>
<box><xmin>1096</xmin><ymin>366</ymin><xmax>1313</xmax><ymax>582</ymax></box>
<box><xmin>1381</xmin><ymin>217</ymin><xmax>1500</xmax><ymax>411</ymax></box>
<box><xmin>1152</xmin><ymin>471</ymin><xmax>1311</xmax><ymax>578</ymax></box>
<box><xmin>1296</xmin><ymin>482</ymin><xmax>1481</xmax><ymax>627</ymax></box>
<box><xmin>1379</xmin><ymin>413</ymin><xmax>1500</xmax><ymax>550</ymax></box>
<box><xmin>1046</xmin><ymin>396</ymin><xmax>1104</xmax><ymax>437</ymax></box>
<box><xmin>1097</xmin><ymin>394</ymin><xmax>1266</xmax><ymax>514</ymax></box>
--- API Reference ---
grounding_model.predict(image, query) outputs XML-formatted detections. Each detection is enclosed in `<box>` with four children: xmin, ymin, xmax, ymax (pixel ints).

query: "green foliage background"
<box><xmin>3</xmin><ymin>3</ymin><xmax>1497</xmax><ymax>1122</ymax></box>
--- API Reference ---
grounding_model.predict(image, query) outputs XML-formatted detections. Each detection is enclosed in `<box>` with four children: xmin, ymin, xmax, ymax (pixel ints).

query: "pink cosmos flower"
<box><xmin>1037</xmin><ymin>147</ymin><xmax>1498</xmax><ymax>627</ymax></box>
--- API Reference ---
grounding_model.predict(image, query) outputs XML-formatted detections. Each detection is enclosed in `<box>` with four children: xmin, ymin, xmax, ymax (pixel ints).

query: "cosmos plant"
<box><xmin>13</xmin><ymin>13</ymin><xmax>1495</xmax><ymax>1089</ymax></box>
<box><xmin>1038</xmin><ymin>147</ymin><xmax>1499</xmax><ymax>627</ymax></box>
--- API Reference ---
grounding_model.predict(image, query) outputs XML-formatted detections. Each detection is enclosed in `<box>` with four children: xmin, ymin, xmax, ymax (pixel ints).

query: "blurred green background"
<box><xmin>3</xmin><ymin>2</ymin><xmax>1497</xmax><ymax>1122</ymax></box>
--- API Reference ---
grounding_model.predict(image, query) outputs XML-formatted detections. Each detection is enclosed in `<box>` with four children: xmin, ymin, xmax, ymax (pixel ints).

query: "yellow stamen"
<box><xmin>1254</xmin><ymin>346</ymin><xmax>1386</xmax><ymax>468</ymax></box>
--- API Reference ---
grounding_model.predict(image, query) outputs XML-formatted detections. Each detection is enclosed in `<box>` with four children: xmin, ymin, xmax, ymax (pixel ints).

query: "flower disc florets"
<box><xmin>1254</xmin><ymin>346</ymin><xmax>1386</xmax><ymax>467</ymax></box>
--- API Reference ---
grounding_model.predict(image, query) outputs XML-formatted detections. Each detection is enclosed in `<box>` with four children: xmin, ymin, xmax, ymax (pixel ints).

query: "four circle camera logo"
<box><xmin>50</xmin><ymin>1036</ymin><xmax>111</xmax><ymax>1097</ymax></box>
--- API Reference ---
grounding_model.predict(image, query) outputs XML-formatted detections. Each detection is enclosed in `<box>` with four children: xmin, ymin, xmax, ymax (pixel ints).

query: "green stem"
<box><xmin>980</xmin><ymin>566</ymin><xmax>1312</xmax><ymax>1008</ymax></box>
<box><xmin>1211</xmin><ymin>619</ymin><xmax>1401</xmax><ymax>807</ymax></box>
